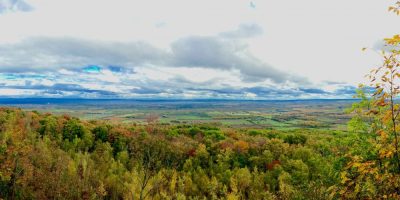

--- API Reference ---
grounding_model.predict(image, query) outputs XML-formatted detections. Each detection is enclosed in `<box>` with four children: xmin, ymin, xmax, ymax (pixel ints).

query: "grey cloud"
<box><xmin>299</xmin><ymin>88</ymin><xmax>327</xmax><ymax>94</ymax></box>
<box><xmin>186</xmin><ymin>87</ymin><xmax>244</xmax><ymax>95</ymax></box>
<box><xmin>128</xmin><ymin>86</ymin><xmax>328</xmax><ymax>99</ymax></box>
<box><xmin>334</xmin><ymin>86</ymin><xmax>357</xmax><ymax>95</ymax></box>
<box><xmin>0</xmin><ymin>83</ymin><xmax>117</xmax><ymax>96</ymax></box>
<box><xmin>0</xmin><ymin>35</ymin><xmax>307</xmax><ymax>84</ymax></box>
<box><xmin>323</xmin><ymin>80</ymin><xmax>347</xmax><ymax>85</ymax></box>
<box><xmin>126</xmin><ymin>78</ymin><xmax>327</xmax><ymax>98</ymax></box>
<box><xmin>127</xmin><ymin>79</ymin><xmax>338</xmax><ymax>99</ymax></box>
<box><xmin>142</xmin><ymin>85</ymin><xmax>311</xmax><ymax>98</ymax></box>
<box><xmin>171</xmin><ymin>36</ymin><xmax>305</xmax><ymax>84</ymax></box>
<box><xmin>0</xmin><ymin>0</ymin><xmax>33</xmax><ymax>13</ymax></box>
<box><xmin>187</xmin><ymin>86</ymin><xmax>354</xmax><ymax>99</ymax></box>
<box><xmin>246</xmin><ymin>87</ymin><xmax>299</xmax><ymax>96</ymax></box>
<box><xmin>0</xmin><ymin>37</ymin><xmax>168</xmax><ymax>73</ymax></box>
<box><xmin>219</xmin><ymin>24</ymin><xmax>263</xmax><ymax>39</ymax></box>
<box><xmin>131</xmin><ymin>87</ymin><xmax>167</xmax><ymax>95</ymax></box>
<box><xmin>0</xmin><ymin>71</ymin><xmax>356</xmax><ymax>99</ymax></box>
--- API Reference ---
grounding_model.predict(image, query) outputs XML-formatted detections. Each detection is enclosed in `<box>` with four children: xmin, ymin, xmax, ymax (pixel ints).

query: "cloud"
<box><xmin>333</xmin><ymin>85</ymin><xmax>357</xmax><ymax>95</ymax></box>
<box><xmin>0</xmin><ymin>35</ymin><xmax>307</xmax><ymax>84</ymax></box>
<box><xmin>0</xmin><ymin>68</ymin><xmax>357</xmax><ymax>99</ymax></box>
<box><xmin>0</xmin><ymin>24</ymin><xmax>322</xmax><ymax>99</ymax></box>
<box><xmin>171</xmin><ymin>36</ymin><xmax>306</xmax><ymax>83</ymax></box>
<box><xmin>299</xmin><ymin>88</ymin><xmax>327</xmax><ymax>94</ymax></box>
<box><xmin>0</xmin><ymin>83</ymin><xmax>117</xmax><ymax>97</ymax></box>
<box><xmin>219</xmin><ymin>23</ymin><xmax>263</xmax><ymax>39</ymax></box>
<box><xmin>0</xmin><ymin>0</ymin><xmax>397</xmax><ymax>99</ymax></box>
<box><xmin>0</xmin><ymin>0</ymin><xmax>33</xmax><ymax>14</ymax></box>
<box><xmin>0</xmin><ymin>18</ymin><xmax>333</xmax><ymax>99</ymax></box>
<box><xmin>0</xmin><ymin>37</ymin><xmax>168</xmax><ymax>72</ymax></box>
<box><xmin>137</xmin><ymin>85</ymin><xmax>350</xmax><ymax>99</ymax></box>
<box><xmin>131</xmin><ymin>87</ymin><xmax>166</xmax><ymax>95</ymax></box>
<box><xmin>0</xmin><ymin>73</ymin><xmax>46</xmax><ymax>80</ymax></box>
<box><xmin>323</xmin><ymin>80</ymin><xmax>347</xmax><ymax>85</ymax></box>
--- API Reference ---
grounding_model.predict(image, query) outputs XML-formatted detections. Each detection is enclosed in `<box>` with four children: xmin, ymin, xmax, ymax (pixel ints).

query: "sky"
<box><xmin>0</xmin><ymin>0</ymin><xmax>399</xmax><ymax>99</ymax></box>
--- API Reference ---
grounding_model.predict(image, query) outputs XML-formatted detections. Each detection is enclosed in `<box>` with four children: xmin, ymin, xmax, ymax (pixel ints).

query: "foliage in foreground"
<box><xmin>334</xmin><ymin>5</ymin><xmax>400</xmax><ymax>195</ymax></box>
<box><xmin>0</xmin><ymin>107</ymin><xmax>356</xmax><ymax>200</ymax></box>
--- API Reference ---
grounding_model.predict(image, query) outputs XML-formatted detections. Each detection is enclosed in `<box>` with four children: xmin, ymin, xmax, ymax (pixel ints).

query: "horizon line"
<box><xmin>0</xmin><ymin>97</ymin><xmax>358</xmax><ymax>101</ymax></box>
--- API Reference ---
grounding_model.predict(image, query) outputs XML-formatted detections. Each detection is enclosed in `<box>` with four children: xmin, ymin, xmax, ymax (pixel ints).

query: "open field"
<box><xmin>0</xmin><ymin>98</ymin><xmax>354</xmax><ymax>130</ymax></box>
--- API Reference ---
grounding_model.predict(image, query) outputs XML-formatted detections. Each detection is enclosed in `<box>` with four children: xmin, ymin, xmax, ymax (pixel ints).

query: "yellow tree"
<box><xmin>367</xmin><ymin>34</ymin><xmax>400</xmax><ymax>172</ymax></box>
<box><xmin>337</xmin><ymin>2</ymin><xmax>400</xmax><ymax>198</ymax></box>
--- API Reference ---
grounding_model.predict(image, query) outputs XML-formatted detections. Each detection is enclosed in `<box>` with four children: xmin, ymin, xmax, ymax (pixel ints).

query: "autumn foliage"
<box><xmin>334</xmin><ymin>3</ymin><xmax>400</xmax><ymax>198</ymax></box>
<box><xmin>0</xmin><ymin>107</ymin><xmax>349</xmax><ymax>199</ymax></box>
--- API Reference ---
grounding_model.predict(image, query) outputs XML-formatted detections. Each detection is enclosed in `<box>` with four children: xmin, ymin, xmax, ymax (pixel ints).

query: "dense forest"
<box><xmin>0</xmin><ymin>106</ymin><xmax>356</xmax><ymax>199</ymax></box>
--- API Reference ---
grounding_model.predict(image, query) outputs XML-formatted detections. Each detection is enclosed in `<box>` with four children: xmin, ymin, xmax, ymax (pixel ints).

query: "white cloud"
<box><xmin>0</xmin><ymin>0</ymin><xmax>398</xmax><ymax>98</ymax></box>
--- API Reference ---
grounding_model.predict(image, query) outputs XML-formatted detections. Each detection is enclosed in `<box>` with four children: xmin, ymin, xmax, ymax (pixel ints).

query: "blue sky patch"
<box><xmin>108</xmin><ymin>66</ymin><xmax>123</xmax><ymax>72</ymax></box>
<box><xmin>83</xmin><ymin>65</ymin><xmax>101</xmax><ymax>73</ymax></box>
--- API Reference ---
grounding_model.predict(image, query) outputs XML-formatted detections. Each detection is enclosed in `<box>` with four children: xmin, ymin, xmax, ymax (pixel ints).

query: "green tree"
<box><xmin>337</xmin><ymin>3</ymin><xmax>400</xmax><ymax>198</ymax></box>
<box><xmin>63</xmin><ymin>118</ymin><xmax>85</xmax><ymax>141</ymax></box>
